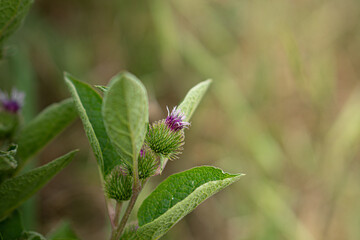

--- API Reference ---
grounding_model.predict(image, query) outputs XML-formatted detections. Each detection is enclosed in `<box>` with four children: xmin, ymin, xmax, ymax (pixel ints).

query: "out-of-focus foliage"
<box><xmin>0</xmin><ymin>0</ymin><xmax>34</xmax><ymax>57</ymax></box>
<box><xmin>0</xmin><ymin>150</ymin><xmax>77</xmax><ymax>220</ymax></box>
<box><xmin>1</xmin><ymin>0</ymin><xmax>360</xmax><ymax>239</ymax></box>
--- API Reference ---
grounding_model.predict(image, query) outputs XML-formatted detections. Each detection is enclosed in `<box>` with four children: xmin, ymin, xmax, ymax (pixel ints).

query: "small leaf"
<box><xmin>94</xmin><ymin>85</ymin><xmax>108</xmax><ymax>93</ymax></box>
<box><xmin>102</xmin><ymin>72</ymin><xmax>149</xmax><ymax>167</ymax></box>
<box><xmin>0</xmin><ymin>0</ymin><xmax>34</xmax><ymax>57</ymax></box>
<box><xmin>137</xmin><ymin>166</ymin><xmax>243</xmax><ymax>240</ymax></box>
<box><xmin>0</xmin><ymin>144</ymin><xmax>18</xmax><ymax>184</ymax></box>
<box><xmin>21</xmin><ymin>231</ymin><xmax>46</xmax><ymax>240</ymax></box>
<box><xmin>178</xmin><ymin>80</ymin><xmax>212</xmax><ymax>122</ymax></box>
<box><xmin>0</xmin><ymin>144</ymin><xmax>17</xmax><ymax>171</ymax></box>
<box><xmin>16</xmin><ymin>99</ymin><xmax>77</xmax><ymax>169</ymax></box>
<box><xmin>119</xmin><ymin>224</ymin><xmax>138</xmax><ymax>240</ymax></box>
<box><xmin>65</xmin><ymin>73</ymin><xmax>120</xmax><ymax>177</ymax></box>
<box><xmin>0</xmin><ymin>210</ymin><xmax>23</xmax><ymax>240</ymax></box>
<box><xmin>0</xmin><ymin>150</ymin><xmax>77</xmax><ymax>220</ymax></box>
<box><xmin>47</xmin><ymin>221</ymin><xmax>79</xmax><ymax>240</ymax></box>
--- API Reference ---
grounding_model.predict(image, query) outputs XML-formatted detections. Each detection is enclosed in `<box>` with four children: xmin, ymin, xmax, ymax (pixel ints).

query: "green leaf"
<box><xmin>0</xmin><ymin>144</ymin><xmax>18</xmax><ymax>184</ymax></box>
<box><xmin>137</xmin><ymin>166</ymin><xmax>243</xmax><ymax>240</ymax></box>
<box><xmin>16</xmin><ymin>99</ymin><xmax>77</xmax><ymax>169</ymax></box>
<box><xmin>65</xmin><ymin>73</ymin><xmax>120</xmax><ymax>177</ymax></box>
<box><xmin>21</xmin><ymin>231</ymin><xmax>46</xmax><ymax>240</ymax></box>
<box><xmin>47</xmin><ymin>221</ymin><xmax>79</xmax><ymax>240</ymax></box>
<box><xmin>0</xmin><ymin>144</ymin><xmax>17</xmax><ymax>171</ymax></box>
<box><xmin>102</xmin><ymin>72</ymin><xmax>149</xmax><ymax>167</ymax></box>
<box><xmin>120</xmin><ymin>224</ymin><xmax>138</xmax><ymax>240</ymax></box>
<box><xmin>94</xmin><ymin>85</ymin><xmax>108</xmax><ymax>93</ymax></box>
<box><xmin>0</xmin><ymin>210</ymin><xmax>23</xmax><ymax>240</ymax></box>
<box><xmin>0</xmin><ymin>150</ymin><xmax>77</xmax><ymax>220</ymax></box>
<box><xmin>178</xmin><ymin>80</ymin><xmax>212</xmax><ymax>122</ymax></box>
<box><xmin>0</xmin><ymin>0</ymin><xmax>34</xmax><ymax>56</ymax></box>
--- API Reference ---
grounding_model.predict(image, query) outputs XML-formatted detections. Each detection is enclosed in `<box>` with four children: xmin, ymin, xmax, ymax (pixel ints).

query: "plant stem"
<box><xmin>113</xmin><ymin>152</ymin><xmax>144</xmax><ymax>239</ymax></box>
<box><xmin>114</xmin><ymin>202</ymin><xmax>123</xmax><ymax>226</ymax></box>
<box><xmin>106</xmin><ymin>199</ymin><xmax>115</xmax><ymax>230</ymax></box>
<box><xmin>114</xmin><ymin>188</ymin><xmax>140</xmax><ymax>239</ymax></box>
<box><xmin>110</xmin><ymin>202</ymin><xmax>123</xmax><ymax>240</ymax></box>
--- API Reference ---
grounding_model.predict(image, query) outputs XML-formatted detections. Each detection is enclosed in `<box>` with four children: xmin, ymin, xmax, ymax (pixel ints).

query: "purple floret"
<box><xmin>139</xmin><ymin>148</ymin><xmax>145</xmax><ymax>157</ymax></box>
<box><xmin>165</xmin><ymin>106</ymin><xmax>190</xmax><ymax>132</ymax></box>
<box><xmin>0</xmin><ymin>89</ymin><xmax>25</xmax><ymax>113</ymax></box>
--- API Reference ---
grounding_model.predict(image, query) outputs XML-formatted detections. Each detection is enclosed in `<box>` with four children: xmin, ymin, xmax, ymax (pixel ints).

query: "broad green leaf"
<box><xmin>178</xmin><ymin>80</ymin><xmax>212</xmax><ymax>122</ymax></box>
<box><xmin>47</xmin><ymin>221</ymin><xmax>79</xmax><ymax>240</ymax></box>
<box><xmin>0</xmin><ymin>0</ymin><xmax>34</xmax><ymax>56</ymax></box>
<box><xmin>65</xmin><ymin>73</ymin><xmax>120</xmax><ymax>177</ymax></box>
<box><xmin>137</xmin><ymin>166</ymin><xmax>243</xmax><ymax>240</ymax></box>
<box><xmin>102</xmin><ymin>72</ymin><xmax>149</xmax><ymax>167</ymax></box>
<box><xmin>0</xmin><ymin>150</ymin><xmax>77</xmax><ymax>220</ymax></box>
<box><xmin>0</xmin><ymin>210</ymin><xmax>23</xmax><ymax>240</ymax></box>
<box><xmin>16</xmin><ymin>99</ymin><xmax>77</xmax><ymax>169</ymax></box>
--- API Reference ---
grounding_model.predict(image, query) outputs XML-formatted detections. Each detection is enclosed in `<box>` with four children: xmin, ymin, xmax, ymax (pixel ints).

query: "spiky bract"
<box><xmin>138</xmin><ymin>147</ymin><xmax>159</xmax><ymax>179</ymax></box>
<box><xmin>104</xmin><ymin>166</ymin><xmax>133</xmax><ymax>202</ymax></box>
<box><xmin>145</xmin><ymin>120</ymin><xmax>184</xmax><ymax>160</ymax></box>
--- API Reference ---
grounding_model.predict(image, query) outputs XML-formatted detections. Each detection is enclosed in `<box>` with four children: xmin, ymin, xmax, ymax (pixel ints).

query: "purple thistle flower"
<box><xmin>0</xmin><ymin>88</ymin><xmax>25</xmax><ymax>114</ymax></box>
<box><xmin>165</xmin><ymin>106</ymin><xmax>190</xmax><ymax>132</ymax></box>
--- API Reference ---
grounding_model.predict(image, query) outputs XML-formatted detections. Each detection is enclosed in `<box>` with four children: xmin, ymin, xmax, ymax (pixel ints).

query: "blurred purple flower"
<box><xmin>0</xmin><ymin>88</ymin><xmax>25</xmax><ymax>113</ymax></box>
<box><xmin>165</xmin><ymin>106</ymin><xmax>190</xmax><ymax>132</ymax></box>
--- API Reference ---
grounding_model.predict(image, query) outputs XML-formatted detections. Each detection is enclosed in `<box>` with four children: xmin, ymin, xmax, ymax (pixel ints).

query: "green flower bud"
<box><xmin>0</xmin><ymin>112</ymin><xmax>19</xmax><ymax>140</ymax></box>
<box><xmin>145</xmin><ymin>120</ymin><xmax>184</xmax><ymax>160</ymax></box>
<box><xmin>138</xmin><ymin>147</ymin><xmax>159</xmax><ymax>179</ymax></box>
<box><xmin>119</xmin><ymin>147</ymin><xmax>159</xmax><ymax>179</ymax></box>
<box><xmin>104</xmin><ymin>166</ymin><xmax>133</xmax><ymax>202</ymax></box>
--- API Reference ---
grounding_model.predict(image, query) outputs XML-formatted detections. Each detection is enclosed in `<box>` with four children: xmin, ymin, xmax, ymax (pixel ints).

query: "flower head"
<box><xmin>146</xmin><ymin>119</ymin><xmax>185</xmax><ymax>160</ymax></box>
<box><xmin>138</xmin><ymin>146</ymin><xmax>159</xmax><ymax>179</ymax></box>
<box><xmin>165</xmin><ymin>106</ymin><xmax>190</xmax><ymax>132</ymax></box>
<box><xmin>104</xmin><ymin>166</ymin><xmax>133</xmax><ymax>202</ymax></box>
<box><xmin>0</xmin><ymin>89</ymin><xmax>25</xmax><ymax>114</ymax></box>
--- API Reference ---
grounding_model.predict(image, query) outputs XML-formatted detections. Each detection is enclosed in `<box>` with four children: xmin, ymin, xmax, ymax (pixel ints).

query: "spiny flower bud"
<box><xmin>104</xmin><ymin>166</ymin><xmax>133</xmax><ymax>202</ymax></box>
<box><xmin>119</xmin><ymin>147</ymin><xmax>159</xmax><ymax>179</ymax></box>
<box><xmin>0</xmin><ymin>89</ymin><xmax>25</xmax><ymax>114</ymax></box>
<box><xmin>138</xmin><ymin>147</ymin><xmax>159</xmax><ymax>179</ymax></box>
<box><xmin>145</xmin><ymin>106</ymin><xmax>189</xmax><ymax>160</ymax></box>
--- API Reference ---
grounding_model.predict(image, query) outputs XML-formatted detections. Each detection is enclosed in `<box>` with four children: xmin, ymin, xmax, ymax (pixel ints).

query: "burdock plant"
<box><xmin>64</xmin><ymin>72</ymin><xmax>244</xmax><ymax>240</ymax></box>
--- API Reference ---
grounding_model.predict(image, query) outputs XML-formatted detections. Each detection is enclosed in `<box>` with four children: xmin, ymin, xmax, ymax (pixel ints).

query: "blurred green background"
<box><xmin>1</xmin><ymin>0</ymin><xmax>360</xmax><ymax>239</ymax></box>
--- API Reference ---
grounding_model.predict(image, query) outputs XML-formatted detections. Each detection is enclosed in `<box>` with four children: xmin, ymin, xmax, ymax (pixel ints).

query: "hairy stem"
<box><xmin>110</xmin><ymin>202</ymin><xmax>123</xmax><ymax>240</ymax></box>
<box><xmin>114</xmin><ymin>202</ymin><xmax>123</xmax><ymax>226</ymax></box>
<box><xmin>114</xmin><ymin>187</ymin><xmax>140</xmax><ymax>239</ymax></box>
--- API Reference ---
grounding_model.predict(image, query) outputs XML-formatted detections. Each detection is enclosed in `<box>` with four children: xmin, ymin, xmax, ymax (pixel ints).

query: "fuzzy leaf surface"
<box><xmin>102</xmin><ymin>72</ymin><xmax>149</xmax><ymax>167</ymax></box>
<box><xmin>0</xmin><ymin>0</ymin><xmax>34</xmax><ymax>55</ymax></box>
<box><xmin>65</xmin><ymin>73</ymin><xmax>120</xmax><ymax>176</ymax></box>
<box><xmin>0</xmin><ymin>150</ymin><xmax>77</xmax><ymax>220</ymax></box>
<box><xmin>137</xmin><ymin>166</ymin><xmax>243</xmax><ymax>239</ymax></box>
<box><xmin>178</xmin><ymin>80</ymin><xmax>212</xmax><ymax>122</ymax></box>
<box><xmin>16</xmin><ymin>98</ymin><xmax>77</xmax><ymax>169</ymax></box>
